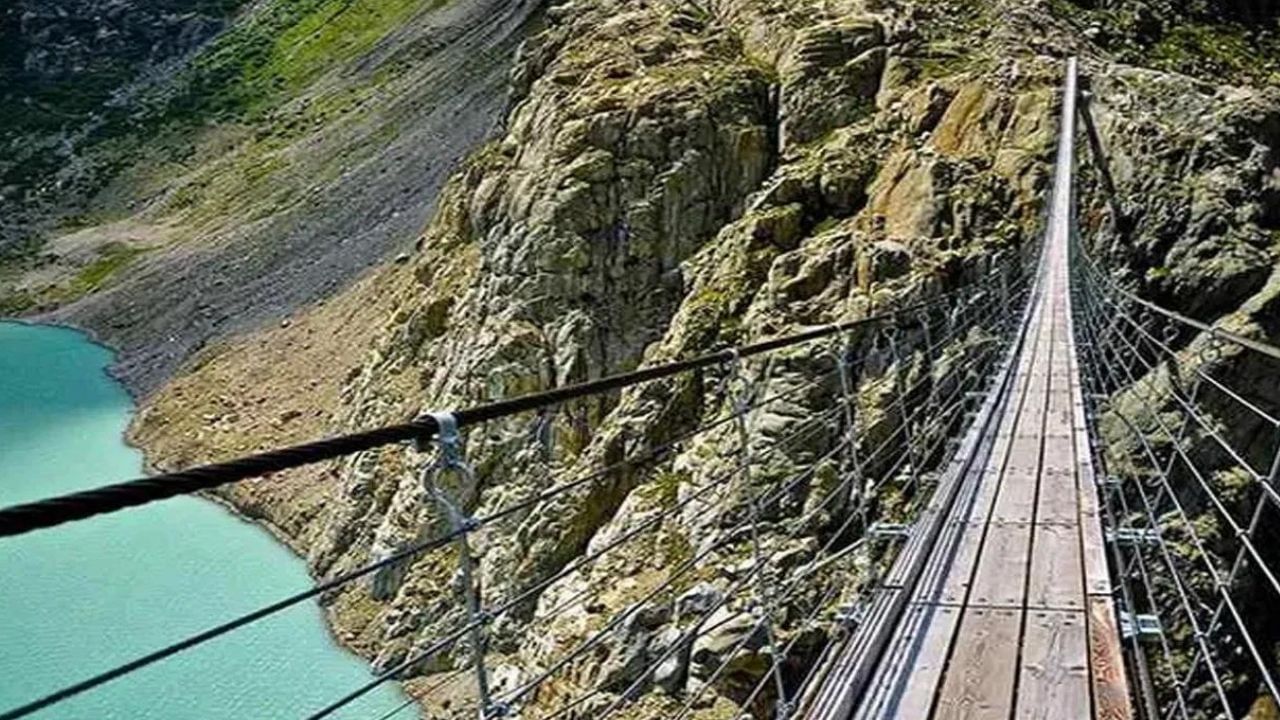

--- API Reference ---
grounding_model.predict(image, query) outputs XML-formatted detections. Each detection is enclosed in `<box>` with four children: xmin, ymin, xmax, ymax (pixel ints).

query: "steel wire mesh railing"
<box><xmin>1071</xmin><ymin>219</ymin><xmax>1280</xmax><ymax>720</ymax></box>
<box><xmin>0</xmin><ymin>257</ymin><xmax>1030</xmax><ymax>720</ymax></box>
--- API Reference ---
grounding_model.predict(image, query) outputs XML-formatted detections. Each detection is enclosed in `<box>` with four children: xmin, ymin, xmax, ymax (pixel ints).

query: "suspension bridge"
<box><xmin>2</xmin><ymin>57</ymin><xmax>1279</xmax><ymax>720</ymax></box>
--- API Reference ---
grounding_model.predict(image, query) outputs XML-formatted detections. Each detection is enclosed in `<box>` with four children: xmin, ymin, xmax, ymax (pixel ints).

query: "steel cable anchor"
<box><xmin>723</xmin><ymin>351</ymin><xmax>792</xmax><ymax>717</ymax></box>
<box><xmin>417</xmin><ymin>411</ymin><xmax>507</xmax><ymax>719</ymax></box>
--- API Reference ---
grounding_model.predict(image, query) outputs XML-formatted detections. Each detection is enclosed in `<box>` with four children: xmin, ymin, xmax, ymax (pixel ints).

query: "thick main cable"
<box><xmin>1074</xmin><ymin>265</ymin><xmax>1234</xmax><ymax>716</ymax></box>
<box><xmin>0</xmin><ymin>265</ymin><xmax>1017</xmax><ymax>720</ymax></box>
<box><xmin>14</xmin><ymin>287</ymin><xmax>1008</xmax><ymax>720</ymax></box>
<box><xmin>1078</xmin><ymin>279</ymin><xmax>1279</xmax><ymax>710</ymax></box>
<box><xmin>0</xmin><ymin>290</ymin><xmax>983</xmax><ymax>537</ymax></box>
<box><xmin>309</xmin><ymin>433</ymin><xmax>851</xmax><ymax>720</ymax></box>
<box><xmin>0</xmin><ymin>365</ymin><xmax>845</xmax><ymax>720</ymax></box>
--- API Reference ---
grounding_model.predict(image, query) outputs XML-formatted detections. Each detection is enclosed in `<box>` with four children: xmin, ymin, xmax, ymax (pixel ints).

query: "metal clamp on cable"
<box><xmin>417</xmin><ymin>411</ymin><xmax>480</xmax><ymax>532</ymax></box>
<box><xmin>368</xmin><ymin>412</ymin><xmax>478</xmax><ymax>602</ymax></box>
<box><xmin>724</xmin><ymin>349</ymin><xmax>748</xmax><ymax>414</ymax></box>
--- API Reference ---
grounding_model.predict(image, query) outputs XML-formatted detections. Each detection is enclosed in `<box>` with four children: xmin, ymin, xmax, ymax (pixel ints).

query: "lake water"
<box><xmin>0</xmin><ymin>322</ymin><xmax>407</xmax><ymax>719</ymax></box>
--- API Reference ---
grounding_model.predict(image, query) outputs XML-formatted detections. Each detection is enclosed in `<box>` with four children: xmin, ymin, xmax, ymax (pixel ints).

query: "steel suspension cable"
<box><xmin>524</xmin><ymin>325</ymin><xmax>1014</xmax><ymax>719</ymax></box>
<box><xmin>1093</xmin><ymin>321</ymin><xmax>1280</xmax><ymax>709</ymax></box>
<box><xmin>1073</xmin><ymin>261</ymin><xmax>1247</xmax><ymax>716</ymax></box>
<box><xmin>5</xmin><ymin>279</ymin><xmax>1020</xmax><ymax>720</ymax></box>
<box><xmin>676</xmin><ymin>384</ymin><xmax>990</xmax><ymax>720</ymax></box>
<box><xmin>1067</xmin><ymin>91</ymin><xmax>1280</xmax><ymax>717</ymax></box>
<box><xmin>0</xmin><ymin>262</ymin><xmax>1025</xmax><ymax>720</ymax></box>
<box><xmin>1099</xmin><ymin>285</ymin><xmax>1279</xmax><ymax>482</ymax></box>
<box><xmin>492</xmin><ymin>440</ymin><xmax>855</xmax><ymax>714</ymax></box>
<box><xmin>1073</xmin><ymin>265</ymin><xmax>1200</xmax><ymax>719</ymax></box>
<box><xmin>303</xmin><ymin>398</ymin><xmax>868</xmax><ymax>720</ymax></box>
<box><xmin>0</xmin><ymin>286</ymin><xmax>996</xmax><ymax>538</ymax></box>
<box><xmin>1088</xmin><ymin>287</ymin><xmax>1280</xmax><ymax>602</ymax></box>
<box><xmin>1068</xmin><ymin>258</ymin><xmax>1173</xmax><ymax>718</ymax></box>
<box><xmin>534</xmin><ymin>318</ymin><xmax>1011</xmax><ymax>719</ymax></box>
<box><xmin>0</xmin><ymin>364</ymin><xmax>843</xmax><ymax>720</ymax></box>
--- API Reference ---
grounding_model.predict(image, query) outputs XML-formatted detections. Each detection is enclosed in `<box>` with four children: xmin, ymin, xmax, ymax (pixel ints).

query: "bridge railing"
<box><xmin>1071</xmin><ymin>212</ymin><xmax>1280</xmax><ymax>719</ymax></box>
<box><xmin>0</xmin><ymin>254</ymin><xmax>1031</xmax><ymax>719</ymax></box>
<box><xmin>1072</xmin><ymin>75</ymin><xmax>1280</xmax><ymax>719</ymax></box>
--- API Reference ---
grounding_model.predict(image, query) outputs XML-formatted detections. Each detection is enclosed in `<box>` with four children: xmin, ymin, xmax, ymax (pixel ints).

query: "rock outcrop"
<box><xmin>137</xmin><ymin>0</ymin><xmax>1068</xmax><ymax>715</ymax></box>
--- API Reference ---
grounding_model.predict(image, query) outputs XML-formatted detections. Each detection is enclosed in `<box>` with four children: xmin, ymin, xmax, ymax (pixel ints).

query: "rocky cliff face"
<box><xmin>114</xmin><ymin>0</ymin><xmax>1279</xmax><ymax>718</ymax></box>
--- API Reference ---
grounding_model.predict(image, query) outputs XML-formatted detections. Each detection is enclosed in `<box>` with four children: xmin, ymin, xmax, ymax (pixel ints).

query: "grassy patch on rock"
<box><xmin>68</xmin><ymin>243</ymin><xmax>150</xmax><ymax>294</ymax></box>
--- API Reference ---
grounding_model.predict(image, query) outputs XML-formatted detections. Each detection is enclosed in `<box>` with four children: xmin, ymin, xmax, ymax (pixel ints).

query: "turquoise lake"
<box><xmin>0</xmin><ymin>322</ymin><xmax>406</xmax><ymax>719</ymax></box>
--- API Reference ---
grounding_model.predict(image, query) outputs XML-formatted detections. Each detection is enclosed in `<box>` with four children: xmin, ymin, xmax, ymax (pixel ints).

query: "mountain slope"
<box><xmin>1</xmin><ymin>0</ymin><xmax>542</xmax><ymax>393</ymax></box>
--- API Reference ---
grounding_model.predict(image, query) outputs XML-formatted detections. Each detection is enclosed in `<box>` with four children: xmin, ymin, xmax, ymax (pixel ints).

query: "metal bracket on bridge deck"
<box><xmin>1107</xmin><ymin>527</ymin><xmax>1160</xmax><ymax>547</ymax></box>
<box><xmin>834</xmin><ymin>602</ymin><xmax>866</xmax><ymax>629</ymax></box>
<box><xmin>867</xmin><ymin>523</ymin><xmax>912</xmax><ymax>540</ymax></box>
<box><xmin>1119</xmin><ymin>612</ymin><xmax>1163</xmax><ymax>643</ymax></box>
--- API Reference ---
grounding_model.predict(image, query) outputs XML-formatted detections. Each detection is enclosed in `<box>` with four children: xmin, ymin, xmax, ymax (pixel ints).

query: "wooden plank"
<box><xmin>801</xmin><ymin>292</ymin><xmax>1036</xmax><ymax>720</ymax></box>
<box><xmin>934</xmin><ymin>607</ymin><xmax>1022</xmax><ymax>720</ymax></box>
<box><xmin>992</xmin><ymin>467</ymin><xmax>1038</xmax><ymax>524</ymax></box>
<box><xmin>969</xmin><ymin>521</ymin><xmax>1031</xmax><ymax>607</ymax></box>
<box><xmin>1004</xmin><ymin>435</ymin><xmax>1044</xmax><ymax>481</ymax></box>
<box><xmin>1035</xmin><ymin>468</ymin><xmax>1078</xmax><ymax>525</ymax></box>
<box><xmin>1088</xmin><ymin>597</ymin><xmax>1135</xmax><ymax>720</ymax></box>
<box><xmin>1027</xmin><ymin>522</ymin><xmax>1085</xmax><ymax>611</ymax></box>
<box><xmin>1065</xmin><ymin>348</ymin><xmax>1111</xmax><ymax>600</ymax></box>
<box><xmin>1041</xmin><ymin>435</ymin><xmax>1074</xmax><ymax>474</ymax></box>
<box><xmin>854</xmin><ymin>603</ymin><xmax>963</xmax><ymax>720</ymax></box>
<box><xmin>934</xmin><ymin>524</ymin><xmax>986</xmax><ymax>605</ymax></box>
<box><xmin>1016</xmin><ymin>396</ymin><xmax>1047</xmax><ymax>427</ymax></box>
<box><xmin>1017</xmin><ymin>609</ymin><xmax>1090</xmax><ymax>720</ymax></box>
<box><xmin>1075</xmin><ymin>455</ymin><xmax>1100</xmax><ymax>518</ymax></box>
<box><xmin>1044</xmin><ymin>399</ymin><xmax>1073</xmax><ymax>437</ymax></box>
<box><xmin>1044</xmin><ymin>397</ymin><xmax>1075</xmax><ymax>430</ymax></box>
<box><xmin>968</xmin><ymin>467</ymin><xmax>1004</xmax><ymax>523</ymax></box>
<box><xmin>1078</xmin><ymin>498</ymin><xmax>1110</xmax><ymax>597</ymax></box>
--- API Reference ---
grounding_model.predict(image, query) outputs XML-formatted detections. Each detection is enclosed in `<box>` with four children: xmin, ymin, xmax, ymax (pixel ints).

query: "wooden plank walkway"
<box><xmin>801</xmin><ymin>58</ymin><xmax>1133</xmax><ymax>720</ymax></box>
